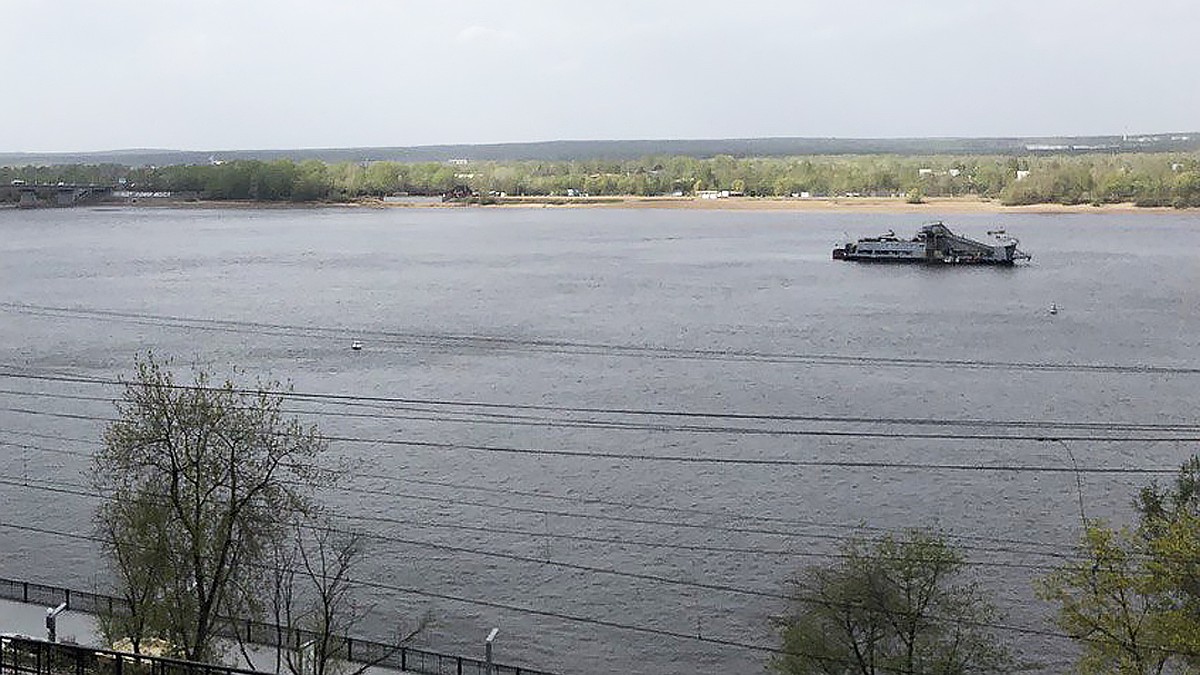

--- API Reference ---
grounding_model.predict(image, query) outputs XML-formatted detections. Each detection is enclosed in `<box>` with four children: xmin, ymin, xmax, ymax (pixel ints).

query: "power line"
<box><xmin>2</xmin><ymin>370</ymin><xmax>1199</xmax><ymax>438</ymax></box>
<box><xmin>313</xmin><ymin>486</ymin><xmax>1077</xmax><ymax>564</ymax></box>
<box><xmin>0</xmin><ymin>379</ymin><xmax>1182</xmax><ymax>562</ymax></box>
<box><xmin>3</xmin><ymin>385</ymin><xmax>1199</xmax><ymax>438</ymax></box>
<box><xmin>0</xmin><ymin>473</ymin><xmax>1073</xmax><ymax>629</ymax></box>
<box><xmin>13</xmin><ymin>452</ymin><xmax>1200</xmax><ymax>657</ymax></box>
<box><xmin>0</xmin><ymin>430</ymin><xmax>1076</xmax><ymax>557</ymax></box>
<box><xmin>0</xmin><ymin>454</ymin><xmax>1076</xmax><ymax>565</ymax></box>
<box><xmin>0</xmin><ymin>411</ymin><xmax>1180</xmax><ymax>581</ymax></box>
<box><xmin>6</xmin><ymin>512</ymin><xmax>1195</xmax><ymax>667</ymax></box>
<box><xmin>329</xmin><ymin>509</ymin><xmax>1066</xmax><ymax>571</ymax></box>
<box><xmin>1</xmin><ymin>404</ymin><xmax>1192</xmax><ymax>472</ymax></box>
<box><xmin>0</xmin><ymin>472</ymin><xmax>809</xmax><ymax>560</ymax></box>
<box><xmin>0</xmin><ymin>438</ymin><xmax>93</xmax><ymax>459</ymax></box>
<box><xmin>0</xmin><ymin>516</ymin><xmax>1038</xmax><ymax>675</ymax></box>
<box><xmin>0</xmin><ymin>518</ymin><xmax>781</xmax><ymax>660</ymax></box>
<box><xmin>0</xmin><ymin>507</ymin><xmax>1075</xmax><ymax>655</ymax></box>
<box><xmin>0</xmin><ymin>474</ymin><xmax>789</xmax><ymax>599</ymax></box>
<box><xmin>369</xmin><ymin>474</ymin><xmax>1072</xmax><ymax>554</ymax></box>
<box><xmin>4</xmin><ymin>302</ymin><xmax>1199</xmax><ymax>375</ymax></box>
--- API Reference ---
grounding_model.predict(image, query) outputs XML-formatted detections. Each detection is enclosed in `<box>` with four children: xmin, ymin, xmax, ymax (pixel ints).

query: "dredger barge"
<box><xmin>833</xmin><ymin>222</ymin><xmax>1030</xmax><ymax>265</ymax></box>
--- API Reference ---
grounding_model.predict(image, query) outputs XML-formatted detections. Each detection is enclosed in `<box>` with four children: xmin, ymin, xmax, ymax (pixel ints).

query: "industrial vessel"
<box><xmin>832</xmin><ymin>222</ymin><xmax>1030</xmax><ymax>265</ymax></box>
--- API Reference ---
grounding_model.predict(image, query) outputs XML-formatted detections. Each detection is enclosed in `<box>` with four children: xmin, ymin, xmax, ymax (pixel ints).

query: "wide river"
<box><xmin>1</xmin><ymin>205</ymin><xmax>1198</xmax><ymax>674</ymax></box>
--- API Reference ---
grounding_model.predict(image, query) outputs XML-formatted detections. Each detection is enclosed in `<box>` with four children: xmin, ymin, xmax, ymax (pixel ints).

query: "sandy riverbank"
<box><xmin>472</xmin><ymin>195</ymin><xmax>1180</xmax><ymax>214</ymax></box>
<box><xmin>79</xmin><ymin>195</ymin><xmax>1191</xmax><ymax>214</ymax></box>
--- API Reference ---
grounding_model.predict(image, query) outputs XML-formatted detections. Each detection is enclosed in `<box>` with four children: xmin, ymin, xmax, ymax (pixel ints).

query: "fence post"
<box><xmin>23</xmin><ymin>581</ymin><xmax>28</xmax><ymax>603</ymax></box>
<box><xmin>400</xmin><ymin>647</ymin><xmax>406</xmax><ymax>671</ymax></box>
<box><xmin>65</xmin><ymin>588</ymin><xmax>71</xmax><ymax>610</ymax></box>
<box><xmin>456</xmin><ymin>656</ymin><xmax>462</xmax><ymax>675</ymax></box>
<box><xmin>346</xmin><ymin>637</ymin><xmax>353</xmax><ymax>662</ymax></box>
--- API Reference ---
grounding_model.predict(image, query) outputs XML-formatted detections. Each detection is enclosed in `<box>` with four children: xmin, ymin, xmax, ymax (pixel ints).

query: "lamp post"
<box><xmin>46</xmin><ymin>602</ymin><xmax>68</xmax><ymax>642</ymax></box>
<box><xmin>485</xmin><ymin>628</ymin><xmax>499</xmax><ymax>675</ymax></box>
<box><xmin>298</xmin><ymin>638</ymin><xmax>317</xmax><ymax>675</ymax></box>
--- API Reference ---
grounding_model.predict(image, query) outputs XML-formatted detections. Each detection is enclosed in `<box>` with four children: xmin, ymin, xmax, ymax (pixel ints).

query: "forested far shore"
<box><xmin>3</xmin><ymin>152</ymin><xmax>1199</xmax><ymax>208</ymax></box>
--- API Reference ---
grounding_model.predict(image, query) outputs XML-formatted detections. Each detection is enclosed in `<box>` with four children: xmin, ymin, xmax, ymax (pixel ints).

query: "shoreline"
<box><xmin>490</xmin><ymin>195</ymin><xmax>1184</xmax><ymax>214</ymax></box>
<box><xmin>10</xmin><ymin>195</ymin><xmax>1192</xmax><ymax>214</ymax></box>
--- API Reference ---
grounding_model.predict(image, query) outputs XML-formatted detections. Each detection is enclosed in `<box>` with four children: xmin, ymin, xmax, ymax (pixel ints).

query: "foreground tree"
<box><xmin>246</xmin><ymin>522</ymin><xmax>428</xmax><ymax>675</ymax></box>
<box><xmin>94</xmin><ymin>356</ymin><xmax>334</xmax><ymax>661</ymax></box>
<box><xmin>771</xmin><ymin>529</ymin><xmax>1013</xmax><ymax>675</ymax></box>
<box><xmin>1037</xmin><ymin>525</ymin><xmax>1171</xmax><ymax>675</ymax></box>
<box><xmin>1040</xmin><ymin>456</ymin><xmax>1200</xmax><ymax>674</ymax></box>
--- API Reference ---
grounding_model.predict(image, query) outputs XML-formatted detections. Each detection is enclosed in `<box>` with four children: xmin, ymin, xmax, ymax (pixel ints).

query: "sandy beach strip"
<box><xmin>466</xmin><ymin>195</ymin><xmax>1181</xmax><ymax>214</ymax></box>
<box><xmin>88</xmin><ymin>195</ymin><xmax>1189</xmax><ymax>214</ymax></box>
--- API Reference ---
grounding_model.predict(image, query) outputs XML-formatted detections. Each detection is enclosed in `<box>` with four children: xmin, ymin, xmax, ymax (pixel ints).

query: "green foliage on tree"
<box><xmin>1172</xmin><ymin>171</ymin><xmax>1200</xmax><ymax>208</ymax></box>
<box><xmin>93</xmin><ymin>356</ymin><xmax>334</xmax><ymax>662</ymax></box>
<box><xmin>1037</xmin><ymin>525</ymin><xmax>1172</xmax><ymax>675</ymax></box>
<box><xmin>771</xmin><ymin>530</ymin><xmax>1014</xmax><ymax>675</ymax></box>
<box><xmin>1039</xmin><ymin>456</ymin><xmax>1200</xmax><ymax>674</ymax></box>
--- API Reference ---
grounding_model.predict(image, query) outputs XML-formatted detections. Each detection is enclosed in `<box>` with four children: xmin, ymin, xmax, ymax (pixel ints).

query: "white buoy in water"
<box><xmin>351</xmin><ymin>340</ymin><xmax>363</xmax><ymax>351</ymax></box>
<box><xmin>1049</xmin><ymin>303</ymin><xmax>1058</xmax><ymax>315</ymax></box>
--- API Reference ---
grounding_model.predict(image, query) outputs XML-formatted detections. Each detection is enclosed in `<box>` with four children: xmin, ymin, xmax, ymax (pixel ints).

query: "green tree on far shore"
<box><xmin>8</xmin><ymin>150</ymin><xmax>1200</xmax><ymax>207</ymax></box>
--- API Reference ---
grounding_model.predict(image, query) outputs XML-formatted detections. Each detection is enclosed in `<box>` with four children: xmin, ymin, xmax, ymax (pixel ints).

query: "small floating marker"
<box><xmin>350</xmin><ymin>340</ymin><xmax>363</xmax><ymax>351</ymax></box>
<box><xmin>1048</xmin><ymin>303</ymin><xmax>1058</xmax><ymax>315</ymax></box>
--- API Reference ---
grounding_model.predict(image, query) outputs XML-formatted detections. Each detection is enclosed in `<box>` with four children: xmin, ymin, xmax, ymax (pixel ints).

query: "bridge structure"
<box><xmin>9</xmin><ymin>183</ymin><xmax>115</xmax><ymax>208</ymax></box>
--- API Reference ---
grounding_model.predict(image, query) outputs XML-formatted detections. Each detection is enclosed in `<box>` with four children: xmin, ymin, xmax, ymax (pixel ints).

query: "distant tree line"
<box><xmin>2</xmin><ymin>152</ymin><xmax>1199</xmax><ymax>207</ymax></box>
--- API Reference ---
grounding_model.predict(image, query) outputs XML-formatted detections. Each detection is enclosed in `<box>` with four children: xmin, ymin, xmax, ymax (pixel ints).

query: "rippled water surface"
<box><xmin>2</xmin><ymin>205</ymin><xmax>1199</xmax><ymax>674</ymax></box>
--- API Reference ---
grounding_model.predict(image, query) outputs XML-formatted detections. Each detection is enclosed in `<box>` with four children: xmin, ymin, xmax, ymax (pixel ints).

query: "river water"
<box><xmin>1</xmin><ymin>205</ymin><xmax>1199</xmax><ymax>674</ymax></box>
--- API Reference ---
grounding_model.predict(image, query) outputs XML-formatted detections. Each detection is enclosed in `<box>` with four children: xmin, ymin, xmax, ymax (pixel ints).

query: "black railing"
<box><xmin>0</xmin><ymin>577</ymin><xmax>556</xmax><ymax>675</ymax></box>
<box><xmin>0</xmin><ymin>635</ymin><xmax>267</xmax><ymax>675</ymax></box>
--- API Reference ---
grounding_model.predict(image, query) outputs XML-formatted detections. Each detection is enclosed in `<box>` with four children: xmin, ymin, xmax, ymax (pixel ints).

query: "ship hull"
<box><xmin>846</xmin><ymin>258</ymin><xmax>1019</xmax><ymax>265</ymax></box>
<box><xmin>834</xmin><ymin>251</ymin><xmax>1019</xmax><ymax>265</ymax></box>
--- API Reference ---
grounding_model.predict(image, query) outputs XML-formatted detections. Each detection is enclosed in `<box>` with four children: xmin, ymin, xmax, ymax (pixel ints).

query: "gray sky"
<box><xmin>3</xmin><ymin>0</ymin><xmax>1197</xmax><ymax>152</ymax></box>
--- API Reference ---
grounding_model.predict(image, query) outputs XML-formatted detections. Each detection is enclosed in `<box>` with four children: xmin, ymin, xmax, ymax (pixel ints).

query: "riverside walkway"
<box><xmin>0</xmin><ymin>597</ymin><xmax>97</xmax><ymax>642</ymax></box>
<box><xmin>0</xmin><ymin>578</ymin><xmax>553</xmax><ymax>675</ymax></box>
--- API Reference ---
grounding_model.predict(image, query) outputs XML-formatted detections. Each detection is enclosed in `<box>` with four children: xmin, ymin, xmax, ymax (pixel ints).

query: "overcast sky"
<box><xmin>2</xmin><ymin>0</ymin><xmax>1197</xmax><ymax>152</ymax></box>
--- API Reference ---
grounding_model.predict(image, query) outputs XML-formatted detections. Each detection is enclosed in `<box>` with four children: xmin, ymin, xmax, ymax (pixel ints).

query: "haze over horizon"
<box><xmin>3</xmin><ymin>0</ymin><xmax>1197</xmax><ymax>153</ymax></box>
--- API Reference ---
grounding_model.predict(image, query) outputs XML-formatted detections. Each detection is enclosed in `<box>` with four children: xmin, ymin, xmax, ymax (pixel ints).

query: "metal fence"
<box><xmin>1</xmin><ymin>635</ymin><xmax>266</xmax><ymax>675</ymax></box>
<box><xmin>0</xmin><ymin>578</ymin><xmax>556</xmax><ymax>675</ymax></box>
